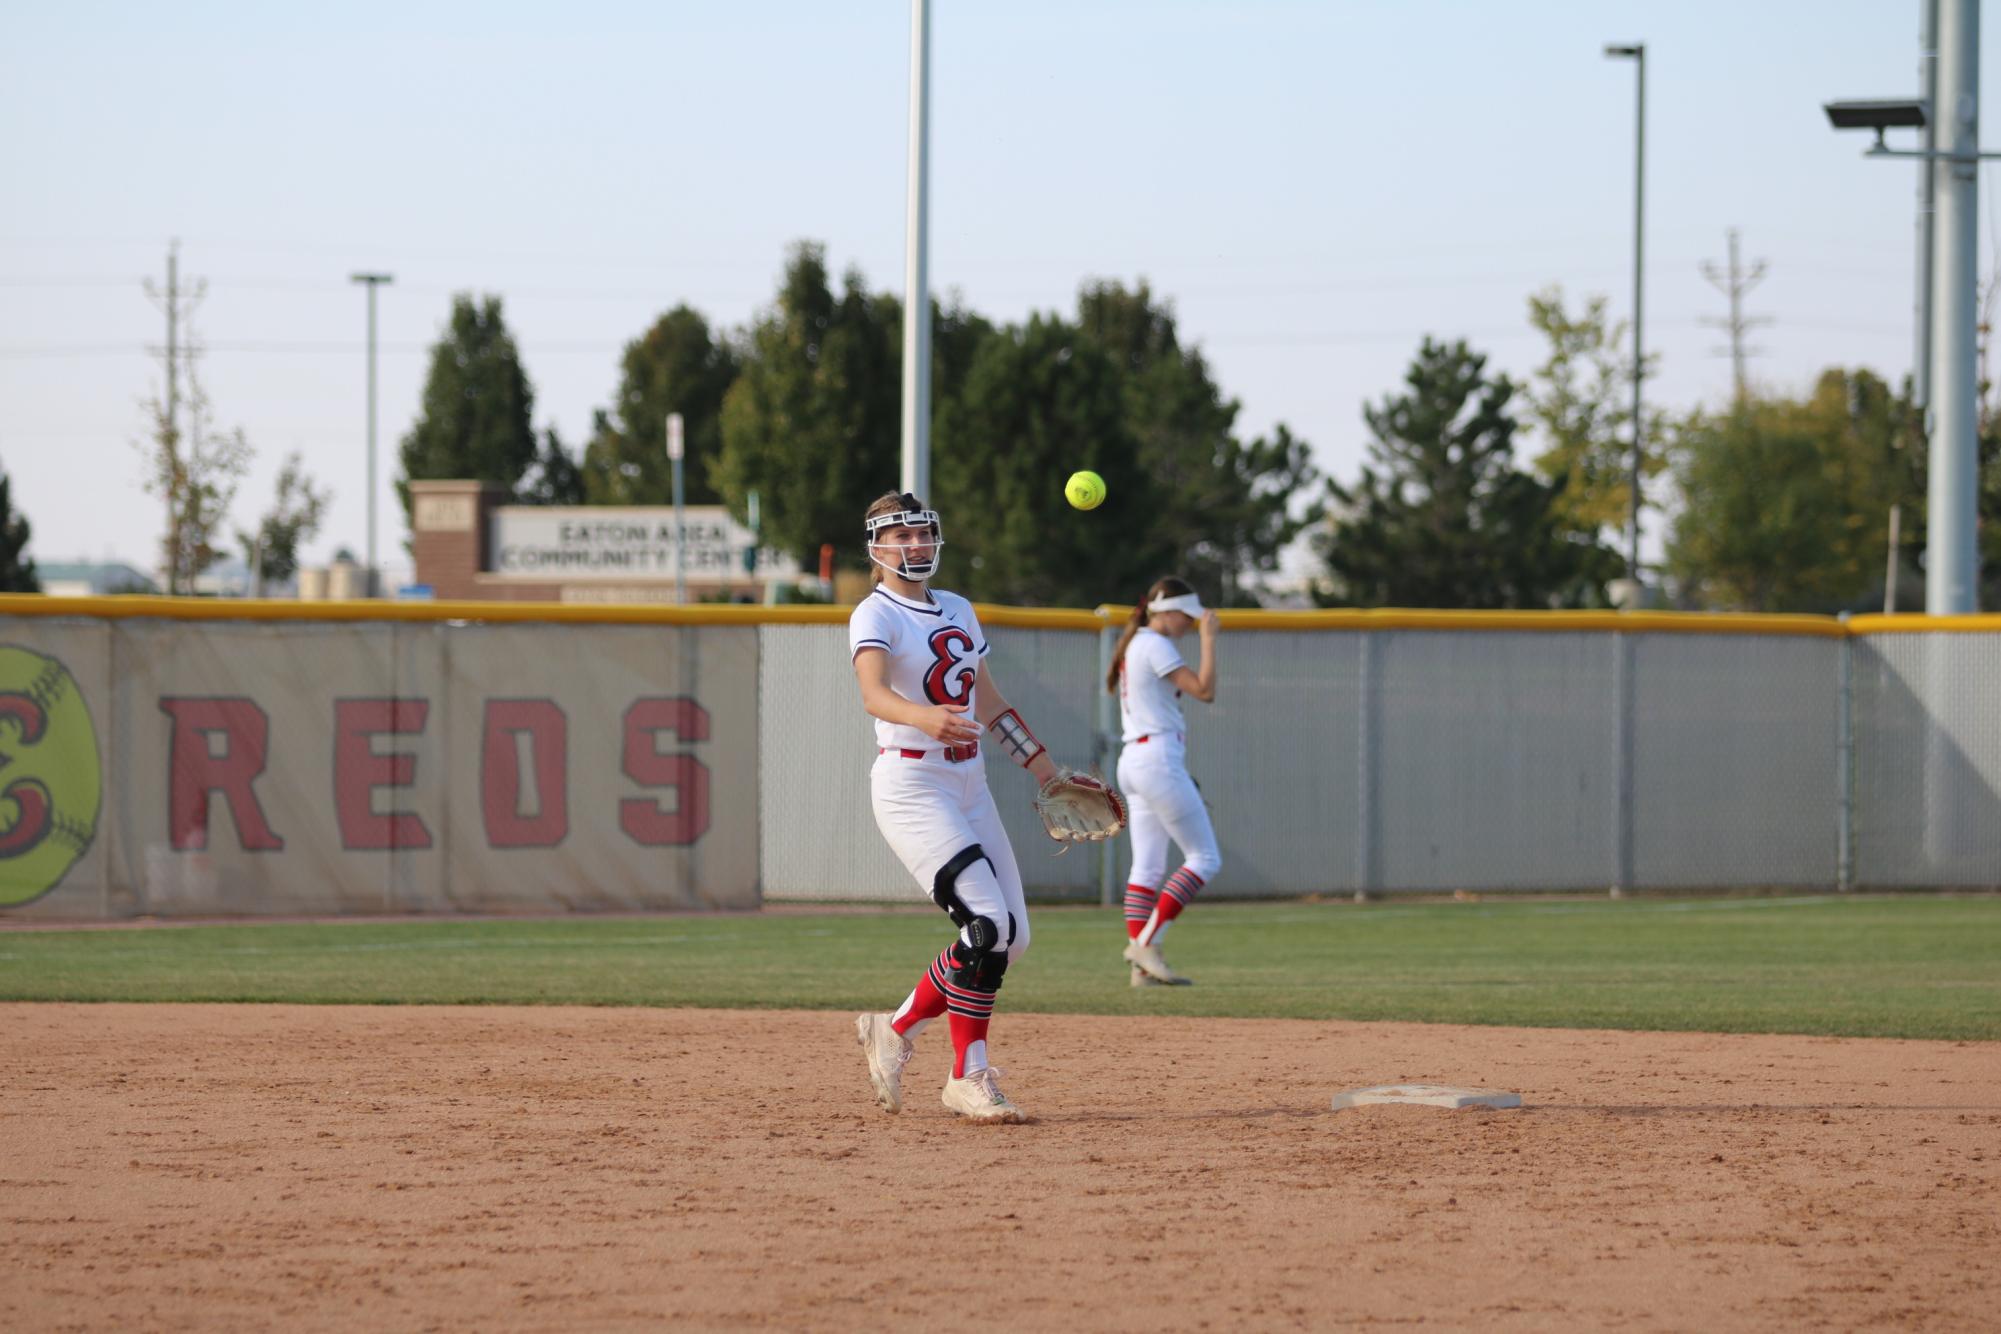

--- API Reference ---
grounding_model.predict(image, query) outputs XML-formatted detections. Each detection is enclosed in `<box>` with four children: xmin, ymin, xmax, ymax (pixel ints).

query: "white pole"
<box><xmin>350</xmin><ymin>272</ymin><xmax>393</xmax><ymax>598</ymax></box>
<box><xmin>1915</xmin><ymin>0</ymin><xmax>1939</xmax><ymax>418</ymax></box>
<box><xmin>900</xmin><ymin>0</ymin><xmax>932</xmax><ymax>501</ymax></box>
<box><xmin>1924</xmin><ymin>0</ymin><xmax>1979</xmax><ymax>874</ymax></box>
<box><xmin>1929</xmin><ymin>0</ymin><xmax>1978</xmax><ymax>613</ymax></box>
<box><xmin>668</xmin><ymin>412</ymin><xmax>686</xmax><ymax>605</ymax></box>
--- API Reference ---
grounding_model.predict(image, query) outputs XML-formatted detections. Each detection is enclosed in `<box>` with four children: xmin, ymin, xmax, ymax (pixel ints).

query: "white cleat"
<box><xmin>941</xmin><ymin>1067</ymin><xmax>1026</xmax><ymax>1124</ymax></box>
<box><xmin>1130</xmin><ymin>962</ymin><xmax>1167</xmax><ymax>988</ymax></box>
<box><xmin>855</xmin><ymin>1013</ymin><xmax>913</xmax><ymax>1114</ymax></box>
<box><xmin>1124</xmin><ymin>939</ymin><xmax>1192</xmax><ymax>986</ymax></box>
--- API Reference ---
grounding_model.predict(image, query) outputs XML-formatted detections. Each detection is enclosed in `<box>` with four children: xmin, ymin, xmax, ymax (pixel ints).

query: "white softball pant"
<box><xmin>1116</xmin><ymin>734</ymin><xmax>1222</xmax><ymax>889</ymax></box>
<box><xmin>869</xmin><ymin>751</ymin><xmax>1030</xmax><ymax>962</ymax></box>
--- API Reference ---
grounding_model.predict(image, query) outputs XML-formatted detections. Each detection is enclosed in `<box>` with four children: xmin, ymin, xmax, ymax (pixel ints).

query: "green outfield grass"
<box><xmin>1</xmin><ymin>895</ymin><xmax>1996</xmax><ymax>1039</ymax></box>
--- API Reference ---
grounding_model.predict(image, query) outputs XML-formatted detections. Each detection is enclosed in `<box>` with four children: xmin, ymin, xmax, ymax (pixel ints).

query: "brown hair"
<box><xmin>1105</xmin><ymin>576</ymin><xmax>1195</xmax><ymax>693</ymax></box>
<box><xmin>864</xmin><ymin>491</ymin><xmax>925</xmax><ymax>584</ymax></box>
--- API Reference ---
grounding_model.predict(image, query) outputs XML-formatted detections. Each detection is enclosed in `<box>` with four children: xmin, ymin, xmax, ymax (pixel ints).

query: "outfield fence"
<box><xmin>0</xmin><ymin>597</ymin><xmax>1994</xmax><ymax>918</ymax></box>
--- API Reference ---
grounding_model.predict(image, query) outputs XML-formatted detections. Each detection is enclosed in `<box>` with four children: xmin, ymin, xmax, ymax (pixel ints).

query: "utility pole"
<box><xmin>144</xmin><ymin>239</ymin><xmax>205</xmax><ymax>594</ymax></box>
<box><xmin>350</xmin><ymin>273</ymin><xmax>393</xmax><ymax>598</ymax></box>
<box><xmin>1698</xmin><ymin>229</ymin><xmax>1771</xmax><ymax>404</ymax></box>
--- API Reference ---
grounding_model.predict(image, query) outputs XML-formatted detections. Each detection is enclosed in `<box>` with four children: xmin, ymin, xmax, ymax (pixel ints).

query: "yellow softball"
<box><xmin>1064</xmin><ymin>470</ymin><xmax>1106</xmax><ymax>511</ymax></box>
<box><xmin>0</xmin><ymin>645</ymin><xmax>101</xmax><ymax>907</ymax></box>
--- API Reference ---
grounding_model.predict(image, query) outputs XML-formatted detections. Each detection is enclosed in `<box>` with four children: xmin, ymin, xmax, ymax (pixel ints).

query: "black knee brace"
<box><xmin>931</xmin><ymin>844</ymin><xmax>1013</xmax><ymax>995</ymax></box>
<box><xmin>950</xmin><ymin>911</ymin><xmax>1015</xmax><ymax>993</ymax></box>
<box><xmin>930</xmin><ymin>844</ymin><xmax>993</xmax><ymax>929</ymax></box>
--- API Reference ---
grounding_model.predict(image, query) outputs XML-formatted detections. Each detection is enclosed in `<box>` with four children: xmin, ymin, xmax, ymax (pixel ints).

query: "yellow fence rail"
<box><xmin>7</xmin><ymin>594</ymin><xmax>1998</xmax><ymax>635</ymax></box>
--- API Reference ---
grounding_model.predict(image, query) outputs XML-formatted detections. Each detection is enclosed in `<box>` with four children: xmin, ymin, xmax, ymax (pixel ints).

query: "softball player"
<box><xmin>849</xmin><ymin>490</ymin><xmax>1066</xmax><ymax>1124</ymax></box>
<box><xmin>1108</xmin><ymin>576</ymin><xmax>1221</xmax><ymax>986</ymax></box>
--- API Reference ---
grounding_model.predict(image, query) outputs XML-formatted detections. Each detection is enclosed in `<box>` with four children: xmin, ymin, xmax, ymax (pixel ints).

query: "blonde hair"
<box><xmin>1105</xmin><ymin>575</ymin><xmax>1195</xmax><ymax>693</ymax></box>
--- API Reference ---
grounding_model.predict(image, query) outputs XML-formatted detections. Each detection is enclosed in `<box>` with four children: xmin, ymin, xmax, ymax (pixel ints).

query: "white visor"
<box><xmin>1147</xmin><ymin>592</ymin><xmax>1204</xmax><ymax>618</ymax></box>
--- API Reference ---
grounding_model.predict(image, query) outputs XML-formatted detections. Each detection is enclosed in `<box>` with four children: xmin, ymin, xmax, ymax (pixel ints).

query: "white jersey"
<box><xmin>848</xmin><ymin>584</ymin><xmax>990</xmax><ymax>752</ymax></box>
<box><xmin>1118</xmin><ymin>627</ymin><xmax>1188</xmax><ymax>742</ymax></box>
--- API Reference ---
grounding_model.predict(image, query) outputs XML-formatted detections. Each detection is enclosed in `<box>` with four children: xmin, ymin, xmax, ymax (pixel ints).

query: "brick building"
<box><xmin>408</xmin><ymin>480</ymin><xmax>821</xmax><ymax>604</ymax></box>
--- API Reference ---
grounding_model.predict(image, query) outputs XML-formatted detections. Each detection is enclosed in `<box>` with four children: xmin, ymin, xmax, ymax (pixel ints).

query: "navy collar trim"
<box><xmin>872</xmin><ymin>584</ymin><xmax>944</xmax><ymax>616</ymax></box>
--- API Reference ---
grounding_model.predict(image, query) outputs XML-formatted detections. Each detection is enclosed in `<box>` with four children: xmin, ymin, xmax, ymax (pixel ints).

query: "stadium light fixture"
<box><xmin>1823</xmin><ymin>99</ymin><xmax>1929</xmax><ymax>152</ymax></box>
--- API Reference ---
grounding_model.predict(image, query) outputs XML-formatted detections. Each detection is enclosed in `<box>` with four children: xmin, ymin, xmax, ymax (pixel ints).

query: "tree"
<box><xmin>712</xmin><ymin>244</ymin><xmax>903</xmax><ymax>565</ymax></box>
<box><xmin>1667</xmin><ymin>370</ymin><xmax>1920</xmax><ymax>612</ymax></box>
<box><xmin>1313</xmin><ymin>338</ymin><xmax>1621</xmax><ymax>608</ymax></box>
<box><xmin>133</xmin><ymin>249</ymin><xmax>252</xmax><ymax>594</ymax></box>
<box><xmin>0</xmin><ymin>465</ymin><xmax>39</xmax><ymax>593</ymax></box>
<box><xmin>236</xmin><ymin>451</ymin><xmax>330</xmax><ymax>592</ymax></box>
<box><xmin>140</xmin><ymin>365</ymin><xmax>251</xmax><ymax>594</ymax></box>
<box><xmin>931</xmin><ymin>312</ymin><xmax>1168</xmax><ymax>606</ymax></box>
<box><xmin>1075</xmin><ymin>281</ymin><xmax>1321</xmax><ymax>604</ymax></box>
<box><xmin>1519</xmin><ymin>287</ymin><xmax>1667</xmax><ymax>538</ymax></box>
<box><xmin>517</xmin><ymin>429</ymin><xmax>586</xmax><ymax>506</ymax></box>
<box><xmin>396</xmin><ymin>295</ymin><xmax>538</xmax><ymax>528</ymax></box>
<box><xmin>580</xmin><ymin>306</ymin><xmax>739</xmax><ymax>506</ymax></box>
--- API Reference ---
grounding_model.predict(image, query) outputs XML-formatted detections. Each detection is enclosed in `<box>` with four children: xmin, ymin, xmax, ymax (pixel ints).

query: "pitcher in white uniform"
<box><xmin>849</xmin><ymin>490</ymin><xmax>1071</xmax><ymax>1124</ymax></box>
<box><xmin>1108</xmin><ymin>576</ymin><xmax>1221</xmax><ymax>986</ymax></box>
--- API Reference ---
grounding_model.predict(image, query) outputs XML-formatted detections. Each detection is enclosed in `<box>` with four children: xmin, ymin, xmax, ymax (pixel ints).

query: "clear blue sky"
<box><xmin>0</xmin><ymin>1</ymin><xmax>1981</xmax><ymax>582</ymax></box>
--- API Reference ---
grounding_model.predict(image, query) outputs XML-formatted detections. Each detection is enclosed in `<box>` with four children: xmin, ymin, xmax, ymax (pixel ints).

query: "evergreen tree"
<box><xmin>1313</xmin><ymin>338</ymin><xmax>1620</xmax><ymax>608</ymax></box>
<box><xmin>517</xmin><ymin>429</ymin><xmax>586</xmax><ymax>506</ymax></box>
<box><xmin>932</xmin><ymin>313</ymin><xmax>1167</xmax><ymax>606</ymax></box>
<box><xmin>712</xmin><ymin>244</ymin><xmax>902</xmax><ymax>565</ymax></box>
<box><xmin>581</xmin><ymin>306</ymin><xmax>739</xmax><ymax>506</ymax></box>
<box><xmin>1077</xmin><ymin>280</ymin><xmax>1319</xmax><ymax>604</ymax></box>
<box><xmin>0</xmin><ymin>467</ymin><xmax>39</xmax><ymax>593</ymax></box>
<box><xmin>396</xmin><ymin>295</ymin><xmax>538</xmax><ymax>527</ymax></box>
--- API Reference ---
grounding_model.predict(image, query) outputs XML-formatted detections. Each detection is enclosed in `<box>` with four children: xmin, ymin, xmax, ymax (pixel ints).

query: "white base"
<box><xmin>1331</xmin><ymin>1083</ymin><xmax>1522</xmax><ymax>1110</ymax></box>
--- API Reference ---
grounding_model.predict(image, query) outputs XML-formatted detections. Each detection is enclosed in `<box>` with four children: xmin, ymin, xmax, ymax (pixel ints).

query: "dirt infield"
<box><xmin>2</xmin><ymin>1005</ymin><xmax>1994</xmax><ymax>1331</ymax></box>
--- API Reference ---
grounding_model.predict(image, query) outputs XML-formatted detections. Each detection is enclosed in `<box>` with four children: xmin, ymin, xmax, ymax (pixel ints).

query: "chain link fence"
<box><xmin>762</xmin><ymin>617</ymin><xmax>1999</xmax><ymax>902</ymax></box>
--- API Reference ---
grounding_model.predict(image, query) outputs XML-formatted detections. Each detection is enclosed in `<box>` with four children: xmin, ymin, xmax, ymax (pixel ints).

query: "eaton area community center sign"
<box><xmin>489</xmin><ymin>507</ymin><xmax>800</xmax><ymax>582</ymax></box>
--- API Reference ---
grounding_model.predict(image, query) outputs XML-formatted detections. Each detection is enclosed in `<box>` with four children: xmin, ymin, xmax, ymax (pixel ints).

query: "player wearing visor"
<box><xmin>1106</xmin><ymin>576</ymin><xmax>1222</xmax><ymax>986</ymax></box>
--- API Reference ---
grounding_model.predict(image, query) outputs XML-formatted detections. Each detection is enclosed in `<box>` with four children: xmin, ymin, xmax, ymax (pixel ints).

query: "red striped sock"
<box><xmin>1139</xmin><ymin>867</ymin><xmax>1205</xmax><ymax>944</ymax></box>
<box><xmin>935</xmin><ymin>950</ymin><xmax>998</xmax><ymax>1078</ymax></box>
<box><xmin>890</xmin><ymin>946</ymin><xmax>955</xmax><ymax>1036</ymax></box>
<box><xmin>1123</xmin><ymin>883</ymin><xmax>1158</xmax><ymax>940</ymax></box>
<box><xmin>1158</xmin><ymin>866</ymin><xmax>1204</xmax><ymax>918</ymax></box>
<box><xmin>946</xmin><ymin>1012</ymin><xmax>991</xmax><ymax>1078</ymax></box>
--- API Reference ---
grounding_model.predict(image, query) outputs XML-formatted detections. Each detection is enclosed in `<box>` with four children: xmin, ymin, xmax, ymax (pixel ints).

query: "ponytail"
<box><xmin>1105</xmin><ymin>575</ymin><xmax>1196</xmax><ymax>693</ymax></box>
<box><xmin>1104</xmin><ymin>601</ymin><xmax>1148</xmax><ymax>694</ymax></box>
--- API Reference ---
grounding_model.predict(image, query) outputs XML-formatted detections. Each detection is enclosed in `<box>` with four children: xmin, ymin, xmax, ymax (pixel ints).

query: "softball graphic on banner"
<box><xmin>0</xmin><ymin>645</ymin><xmax>102</xmax><ymax>906</ymax></box>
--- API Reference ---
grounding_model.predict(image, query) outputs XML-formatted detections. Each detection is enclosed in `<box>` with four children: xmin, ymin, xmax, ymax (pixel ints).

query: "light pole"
<box><xmin>899</xmin><ymin>0</ymin><xmax>932</xmax><ymax>501</ymax></box>
<box><xmin>350</xmin><ymin>272</ymin><xmax>393</xmax><ymax>598</ymax></box>
<box><xmin>1825</xmin><ymin>0</ymin><xmax>1997</xmax><ymax>614</ymax></box>
<box><xmin>1928</xmin><ymin>0</ymin><xmax>1978</xmax><ymax>615</ymax></box>
<box><xmin>1605</xmin><ymin>42</ymin><xmax>1646</xmax><ymax>588</ymax></box>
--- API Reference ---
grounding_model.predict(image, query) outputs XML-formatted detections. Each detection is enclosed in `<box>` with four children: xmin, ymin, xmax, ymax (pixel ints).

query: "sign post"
<box><xmin>667</xmin><ymin>413</ymin><xmax>686</xmax><ymax>605</ymax></box>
